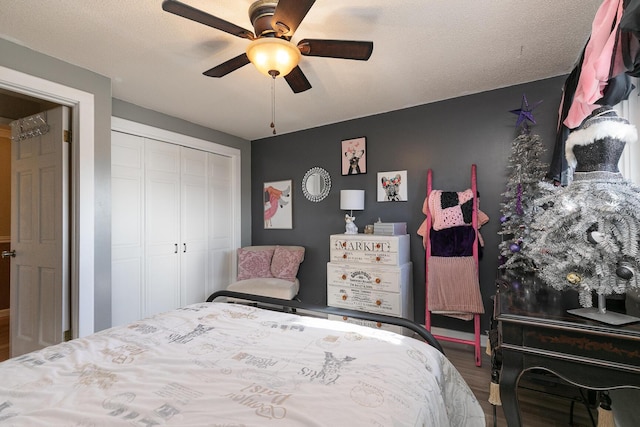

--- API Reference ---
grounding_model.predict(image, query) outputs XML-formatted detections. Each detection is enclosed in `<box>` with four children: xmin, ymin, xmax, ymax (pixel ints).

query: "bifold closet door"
<box><xmin>208</xmin><ymin>152</ymin><xmax>234</xmax><ymax>296</ymax></box>
<box><xmin>111</xmin><ymin>132</ymin><xmax>144</xmax><ymax>326</ymax></box>
<box><xmin>179</xmin><ymin>146</ymin><xmax>208</xmax><ymax>306</ymax></box>
<box><xmin>144</xmin><ymin>139</ymin><xmax>181</xmax><ymax>316</ymax></box>
<box><xmin>112</xmin><ymin>131</ymin><xmax>229</xmax><ymax>327</ymax></box>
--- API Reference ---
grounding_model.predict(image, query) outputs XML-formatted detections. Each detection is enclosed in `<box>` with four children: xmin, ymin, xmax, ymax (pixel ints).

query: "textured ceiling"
<box><xmin>0</xmin><ymin>1</ymin><xmax>603</xmax><ymax>140</ymax></box>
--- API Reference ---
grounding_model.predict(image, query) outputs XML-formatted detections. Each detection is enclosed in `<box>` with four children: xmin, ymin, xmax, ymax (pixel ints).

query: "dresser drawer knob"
<box><xmin>375</xmin><ymin>278</ymin><xmax>381</xmax><ymax>284</ymax></box>
<box><xmin>376</xmin><ymin>322</ymin><xmax>382</xmax><ymax>328</ymax></box>
<box><xmin>375</xmin><ymin>256</ymin><xmax>381</xmax><ymax>262</ymax></box>
<box><xmin>376</xmin><ymin>299</ymin><xmax>382</xmax><ymax>306</ymax></box>
<box><xmin>342</xmin><ymin>242</ymin><xmax>347</xmax><ymax>248</ymax></box>
<box><xmin>342</xmin><ymin>294</ymin><xmax>348</xmax><ymax>301</ymax></box>
<box><xmin>343</xmin><ymin>316</ymin><xmax>348</xmax><ymax>321</ymax></box>
<box><xmin>341</xmin><ymin>274</ymin><xmax>347</xmax><ymax>280</ymax></box>
<box><xmin>343</xmin><ymin>254</ymin><xmax>348</xmax><ymax>259</ymax></box>
<box><xmin>376</xmin><ymin>243</ymin><xmax>381</xmax><ymax>249</ymax></box>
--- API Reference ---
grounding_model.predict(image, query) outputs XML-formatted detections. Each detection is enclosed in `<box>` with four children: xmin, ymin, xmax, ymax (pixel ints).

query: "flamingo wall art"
<box><xmin>264</xmin><ymin>180</ymin><xmax>293</xmax><ymax>229</ymax></box>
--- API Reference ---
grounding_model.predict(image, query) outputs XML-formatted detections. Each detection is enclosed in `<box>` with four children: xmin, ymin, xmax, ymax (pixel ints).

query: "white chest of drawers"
<box><xmin>327</xmin><ymin>234</ymin><xmax>413</xmax><ymax>334</ymax></box>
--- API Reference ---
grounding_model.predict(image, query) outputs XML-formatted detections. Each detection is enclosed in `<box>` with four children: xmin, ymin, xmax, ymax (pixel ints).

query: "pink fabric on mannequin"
<box><xmin>564</xmin><ymin>0</ymin><xmax>625</xmax><ymax>129</ymax></box>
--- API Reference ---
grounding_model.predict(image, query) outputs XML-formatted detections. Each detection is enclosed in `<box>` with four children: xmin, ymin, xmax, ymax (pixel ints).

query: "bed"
<box><xmin>0</xmin><ymin>291</ymin><xmax>485</xmax><ymax>426</ymax></box>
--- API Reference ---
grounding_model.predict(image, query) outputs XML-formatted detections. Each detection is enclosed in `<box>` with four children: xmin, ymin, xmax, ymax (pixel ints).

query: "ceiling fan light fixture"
<box><xmin>246</xmin><ymin>37</ymin><xmax>301</xmax><ymax>78</ymax></box>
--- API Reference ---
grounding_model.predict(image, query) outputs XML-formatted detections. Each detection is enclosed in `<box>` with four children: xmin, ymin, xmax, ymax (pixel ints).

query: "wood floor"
<box><xmin>443</xmin><ymin>341</ymin><xmax>598</xmax><ymax>427</ymax></box>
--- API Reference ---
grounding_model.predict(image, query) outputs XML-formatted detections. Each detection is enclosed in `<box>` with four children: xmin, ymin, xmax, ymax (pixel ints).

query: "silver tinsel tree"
<box><xmin>525</xmin><ymin>175</ymin><xmax>640</xmax><ymax>307</ymax></box>
<box><xmin>498</xmin><ymin>130</ymin><xmax>551</xmax><ymax>272</ymax></box>
<box><xmin>524</xmin><ymin>107</ymin><xmax>640</xmax><ymax>308</ymax></box>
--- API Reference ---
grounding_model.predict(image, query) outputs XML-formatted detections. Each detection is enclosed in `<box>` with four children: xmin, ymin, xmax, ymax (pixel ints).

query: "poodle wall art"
<box><xmin>377</xmin><ymin>170</ymin><xmax>408</xmax><ymax>202</ymax></box>
<box><xmin>341</xmin><ymin>137</ymin><xmax>367</xmax><ymax>176</ymax></box>
<box><xmin>264</xmin><ymin>180</ymin><xmax>293</xmax><ymax>229</ymax></box>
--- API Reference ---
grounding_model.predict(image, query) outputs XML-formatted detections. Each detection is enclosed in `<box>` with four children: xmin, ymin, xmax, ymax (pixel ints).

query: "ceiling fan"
<box><xmin>162</xmin><ymin>0</ymin><xmax>374</xmax><ymax>93</ymax></box>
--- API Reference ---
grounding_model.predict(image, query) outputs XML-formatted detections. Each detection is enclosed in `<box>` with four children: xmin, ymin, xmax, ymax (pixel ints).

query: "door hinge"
<box><xmin>64</xmin><ymin>329</ymin><xmax>72</xmax><ymax>341</ymax></box>
<box><xmin>64</xmin><ymin>130</ymin><xmax>72</xmax><ymax>143</ymax></box>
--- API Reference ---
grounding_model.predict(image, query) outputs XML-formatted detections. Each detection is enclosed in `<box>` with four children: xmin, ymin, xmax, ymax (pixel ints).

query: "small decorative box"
<box><xmin>373</xmin><ymin>222</ymin><xmax>407</xmax><ymax>236</ymax></box>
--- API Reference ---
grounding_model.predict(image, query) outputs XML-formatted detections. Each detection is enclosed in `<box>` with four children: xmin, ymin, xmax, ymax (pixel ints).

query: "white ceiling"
<box><xmin>0</xmin><ymin>1</ymin><xmax>603</xmax><ymax>141</ymax></box>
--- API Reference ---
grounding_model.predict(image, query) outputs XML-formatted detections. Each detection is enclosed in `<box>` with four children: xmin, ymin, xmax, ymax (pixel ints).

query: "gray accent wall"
<box><xmin>250</xmin><ymin>75</ymin><xmax>565</xmax><ymax>333</ymax></box>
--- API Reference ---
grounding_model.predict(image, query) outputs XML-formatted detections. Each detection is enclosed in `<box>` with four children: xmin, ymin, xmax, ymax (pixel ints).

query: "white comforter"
<box><xmin>0</xmin><ymin>303</ymin><xmax>484</xmax><ymax>426</ymax></box>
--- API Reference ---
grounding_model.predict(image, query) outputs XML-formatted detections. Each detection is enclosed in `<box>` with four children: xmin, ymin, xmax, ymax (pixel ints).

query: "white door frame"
<box><xmin>0</xmin><ymin>65</ymin><xmax>95</xmax><ymax>338</ymax></box>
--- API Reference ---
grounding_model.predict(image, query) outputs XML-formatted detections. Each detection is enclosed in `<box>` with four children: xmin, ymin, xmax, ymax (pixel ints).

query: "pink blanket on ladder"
<box><xmin>427</xmin><ymin>256</ymin><xmax>485</xmax><ymax>320</ymax></box>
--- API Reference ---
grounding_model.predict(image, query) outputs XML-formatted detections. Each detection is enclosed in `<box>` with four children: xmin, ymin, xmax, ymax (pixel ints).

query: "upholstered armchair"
<box><xmin>226</xmin><ymin>245</ymin><xmax>305</xmax><ymax>300</ymax></box>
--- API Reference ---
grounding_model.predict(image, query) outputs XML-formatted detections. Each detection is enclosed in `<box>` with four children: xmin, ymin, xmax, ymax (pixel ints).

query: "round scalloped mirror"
<box><xmin>302</xmin><ymin>167</ymin><xmax>331</xmax><ymax>202</ymax></box>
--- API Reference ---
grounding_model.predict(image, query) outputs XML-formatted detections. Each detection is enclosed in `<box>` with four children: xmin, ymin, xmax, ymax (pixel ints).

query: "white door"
<box><xmin>180</xmin><ymin>146</ymin><xmax>208</xmax><ymax>306</ymax></box>
<box><xmin>144</xmin><ymin>138</ymin><xmax>180</xmax><ymax>317</ymax></box>
<box><xmin>208</xmin><ymin>152</ymin><xmax>235</xmax><ymax>295</ymax></box>
<box><xmin>9</xmin><ymin>106</ymin><xmax>70</xmax><ymax>357</ymax></box>
<box><xmin>111</xmin><ymin>132</ymin><xmax>144</xmax><ymax>326</ymax></box>
<box><xmin>111</xmin><ymin>124</ymin><xmax>238</xmax><ymax>325</ymax></box>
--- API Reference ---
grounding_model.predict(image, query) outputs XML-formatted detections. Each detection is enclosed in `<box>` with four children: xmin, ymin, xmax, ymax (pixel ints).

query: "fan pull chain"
<box><xmin>270</xmin><ymin>74</ymin><xmax>277</xmax><ymax>135</ymax></box>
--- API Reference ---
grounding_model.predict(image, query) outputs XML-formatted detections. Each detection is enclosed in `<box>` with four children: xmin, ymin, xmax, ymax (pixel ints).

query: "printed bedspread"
<box><xmin>0</xmin><ymin>303</ymin><xmax>484</xmax><ymax>426</ymax></box>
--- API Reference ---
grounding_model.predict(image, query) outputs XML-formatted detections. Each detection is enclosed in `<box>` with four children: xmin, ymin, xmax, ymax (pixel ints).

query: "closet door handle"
<box><xmin>183</xmin><ymin>243</ymin><xmax>187</xmax><ymax>253</ymax></box>
<box><xmin>174</xmin><ymin>244</ymin><xmax>178</xmax><ymax>254</ymax></box>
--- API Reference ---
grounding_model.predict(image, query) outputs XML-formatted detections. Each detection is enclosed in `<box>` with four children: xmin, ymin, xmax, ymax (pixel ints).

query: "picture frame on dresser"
<box><xmin>263</xmin><ymin>180</ymin><xmax>293</xmax><ymax>229</ymax></box>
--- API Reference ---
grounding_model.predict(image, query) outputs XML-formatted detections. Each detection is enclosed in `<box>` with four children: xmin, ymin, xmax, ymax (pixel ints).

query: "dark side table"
<box><xmin>495</xmin><ymin>278</ymin><xmax>640</xmax><ymax>426</ymax></box>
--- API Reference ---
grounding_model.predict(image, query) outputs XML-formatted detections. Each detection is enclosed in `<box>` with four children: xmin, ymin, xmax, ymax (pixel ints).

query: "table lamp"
<box><xmin>340</xmin><ymin>190</ymin><xmax>365</xmax><ymax>234</ymax></box>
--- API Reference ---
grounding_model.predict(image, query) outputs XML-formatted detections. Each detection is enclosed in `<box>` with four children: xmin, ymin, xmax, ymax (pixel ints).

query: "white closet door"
<box><xmin>144</xmin><ymin>139</ymin><xmax>180</xmax><ymax>317</ymax></box>
<box><xmin>111</xmin><ymin>122</ymin><xmax>239</xmax><ymax>326</ymax></box>
<box><xmin>208</xmin><ymin>152</ymin><xmax>234</xmax><ymax>295</ymax></box>
<box><xmin>180</xmin><ymin>146</ymin><xmax>208</xmax><ymax>306</ymax></box>
<box><xmin>111</xmin><ymin>132</ymin><xmax>144</xmax><ymax>326</ymax></box>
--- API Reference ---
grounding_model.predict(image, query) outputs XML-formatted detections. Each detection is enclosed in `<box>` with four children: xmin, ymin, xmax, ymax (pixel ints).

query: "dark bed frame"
<box><xmin>206</xmin><ymin>290</ymin><xmax>444</xmax><ymax>354</ymax></box>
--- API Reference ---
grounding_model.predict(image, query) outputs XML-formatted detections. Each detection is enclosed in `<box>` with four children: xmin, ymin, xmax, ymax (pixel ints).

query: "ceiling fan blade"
<box><xmin>297</xmin><ymin>39</ymin><xmax>373</xmax><ymax>60</ymax></box>
<box><xmin>203</xmin><ymin>53</ymin><xmax>251</xmax><ymax>78</ymax></box>
<box><xmin>284</xmin><ymin>66</ymin><xmax>312</xmax><ymax>93</ymax></box>
<box><xmin>271</xmin><ymin>0</ymin><xmax>315</xmax><ymax>37</ymax></box>
<box><xmin>162</xmin><ymin>0</ymin><xmax>254</xmax><ymax>40</ymax></box>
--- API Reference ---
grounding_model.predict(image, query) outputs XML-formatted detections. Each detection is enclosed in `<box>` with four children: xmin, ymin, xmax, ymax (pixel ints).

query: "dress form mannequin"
<box><xmin>525</xmin><ymin>106</ymin><xmax>640</xmax><ymax>318</ymax></box>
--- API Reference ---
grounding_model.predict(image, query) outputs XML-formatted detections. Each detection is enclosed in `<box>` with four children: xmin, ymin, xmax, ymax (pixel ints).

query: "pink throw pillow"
<box><xmin>237</xmin><ymin>248</ymin><xmax>274</xmax><ymax>280</ymax></box>
<box><xmin>271</xmin><ymin>246</ymin><xmax>304</xmax><ymax>281</ymax></box>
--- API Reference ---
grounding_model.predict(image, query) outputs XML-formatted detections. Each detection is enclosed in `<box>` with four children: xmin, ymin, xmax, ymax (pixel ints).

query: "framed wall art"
<box><xmin>264</xmin><ymin>180</ymin><xmax>293</xmax><ymax>229</ymax></box>
<box><xmin>341</xmin><ymin>136</ymin><xmax>367</xmax><ymax>176</ymax></box>
<box><xmin>377</xmin><ymin>170</ymin><xmax>408</xmax><ymax>202</ymax></box>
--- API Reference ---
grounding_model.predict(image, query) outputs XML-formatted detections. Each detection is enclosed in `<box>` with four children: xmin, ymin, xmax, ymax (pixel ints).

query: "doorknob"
<box><xmin>1</xmin><ymin>250</ymin><xmax>16</xmax><ymax>259</ymax></box>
